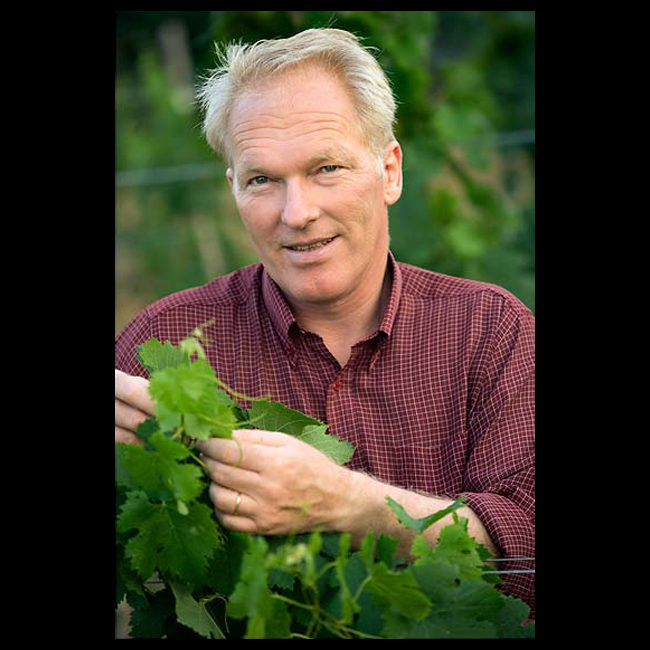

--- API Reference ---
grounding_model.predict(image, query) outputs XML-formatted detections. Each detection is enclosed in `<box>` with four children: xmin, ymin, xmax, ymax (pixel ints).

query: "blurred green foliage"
<box><xmin>116</xmin><ymin>10</ymin><xmax>534</xmax><ymax>333</ymax></box>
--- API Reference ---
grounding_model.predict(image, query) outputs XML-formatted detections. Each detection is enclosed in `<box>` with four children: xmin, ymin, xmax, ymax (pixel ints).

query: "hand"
<box><xmin>115</xmin><ymin>369</ymin><xmax>155</xmax><ymax>445</ymax></box>
<box><xmin>196</xmin><ymin>429</ymin><xmax>354</xmax><ymax>536</ymax></box>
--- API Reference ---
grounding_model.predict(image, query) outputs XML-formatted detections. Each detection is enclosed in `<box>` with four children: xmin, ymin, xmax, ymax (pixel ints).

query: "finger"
<box><xmin>215</xmin><ymin>512</ymin><xmax>258</xmax><ymax>534</ymax></box>
<box><xmin>202</xmin><ymin>456</ymin><xmax>261</xmax><ymax>493</ymax></box>
<box><xmin>208</xmin><ymin>483</ymin><xmax>257</xmax><ymax>533</ymax></box>
<box><xmin>195</xmin><ymin>429</ymin><xmax>292</xmax><ymax>467</ymax></box>
<box><xmin>196</xmin><ymin>429</ymin><xmax>291</xmax><ymax>457</ymax></box>
<box><xmin>232</xmin><ymin>429</ymin><xmax>292</xmax><ymax>446</ymax></box>
<box><xmin>115</xmin><ymin>369</ymin><xmax>155</xmax><ymax>416</ymax></box>
<box><xmin>115</xmin><ymin>426</ymin><xmax>143</xmax><ymax>446</ymax></box>
<box><xmin>208</xmin><ymin>482</ymin><xmax>251</xmax><ymax>517</ymax></box>
<box><xmin>196</xmin><ymin>438</ymin><xmax>268</xmax><ymax>471</ymax></box>
<box><xmin>115</xmin><ymin>398</ymin><xmax>150</xmax><ymax>433</ymax></box>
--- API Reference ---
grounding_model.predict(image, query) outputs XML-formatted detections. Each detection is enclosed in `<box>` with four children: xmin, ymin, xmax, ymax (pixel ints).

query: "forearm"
<box><xmin>338</xmin><ymin>470</ymin><xmax>499</xmax><ymax>559</ymax></box>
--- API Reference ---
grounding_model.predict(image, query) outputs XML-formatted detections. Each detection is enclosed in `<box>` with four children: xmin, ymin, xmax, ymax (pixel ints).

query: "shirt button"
<box><xmin>332</xmin><ymin>380</ymin><xmax>342</xmax><ymax>390</ymax></box>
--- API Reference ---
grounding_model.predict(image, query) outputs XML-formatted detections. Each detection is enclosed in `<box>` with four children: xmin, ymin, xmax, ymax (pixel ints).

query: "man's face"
<box><xmin>226</xmin><ymin>65</ymin><xmax>402</xmax><ymax>310</ymax></box>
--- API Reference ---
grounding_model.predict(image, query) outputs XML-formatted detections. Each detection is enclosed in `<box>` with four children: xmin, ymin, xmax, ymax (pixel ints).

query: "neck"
<box><xmin>290</xmin><ymin>260</ymin><xmax>392</xmax><ymax>366</ymax></box>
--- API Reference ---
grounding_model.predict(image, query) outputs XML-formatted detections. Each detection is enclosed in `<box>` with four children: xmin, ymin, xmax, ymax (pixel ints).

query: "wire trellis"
<box><xmin>483</xmin><ymin>557</ymin><xmax>535</xmax><ymax>575</ymax></box>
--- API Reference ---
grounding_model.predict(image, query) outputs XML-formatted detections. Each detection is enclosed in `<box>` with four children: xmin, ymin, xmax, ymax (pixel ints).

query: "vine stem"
<box><xmin>214</xmin><ymin>377</ymin><xmax>271</xmax><ymax>404</ymax></box>
<box><xmin>271</xmin><ymin>592</ymin><xmax>322</xmax><ymax>637</ymax></box>
<box><xmin>270</xmin><ymin>590</ymin><xmax>381</xmax><ymax>639</ymax></box>
<box><xmin>188</xmin><ymin>449</ymin><xmax>207</xmax><ymax>470</ymax></box>
<box><xmin>200</xmin><ymin>593</ymin><xmax>227</xmax><ymax>607</ymax></box>
<box><xmin>352</xmin><ymin>575</ymin><xmax>372</xmax><ymax>602</ymax></box>
<box><xmin>271</xmin><ymin>593</ymin><xmax>314</xmax><ymax>612</ymax></box>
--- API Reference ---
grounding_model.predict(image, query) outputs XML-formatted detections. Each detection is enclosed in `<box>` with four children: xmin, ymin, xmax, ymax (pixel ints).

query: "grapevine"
<box><xmin>115</xmin><ymin>325</ymin><xmax>534</xmax><ymax>638</ymax></box>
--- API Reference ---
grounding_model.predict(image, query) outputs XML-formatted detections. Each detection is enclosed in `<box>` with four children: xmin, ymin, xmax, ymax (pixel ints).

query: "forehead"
<box><xmin>228</xmin><ymin>66</ymin><xmax>366</xmax><ymax>165</ymax></box>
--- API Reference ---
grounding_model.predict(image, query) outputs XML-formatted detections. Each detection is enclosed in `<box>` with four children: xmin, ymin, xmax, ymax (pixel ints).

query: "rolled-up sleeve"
<box><xmin>459</xmin><ymin>301</ymin><xmax>535</xmax><ymax>617</ymax></box>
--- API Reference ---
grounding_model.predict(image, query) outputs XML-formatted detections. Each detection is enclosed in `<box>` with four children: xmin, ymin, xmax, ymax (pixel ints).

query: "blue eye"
<box><xmin>249</xmin><ymin>176</ymin><xmax>269</xmax><ymax>186</ymax></box>
<box><xmin>321</xmin><ymin>165</ymin><xmax>340</xmax><ymax>173</ymax></box>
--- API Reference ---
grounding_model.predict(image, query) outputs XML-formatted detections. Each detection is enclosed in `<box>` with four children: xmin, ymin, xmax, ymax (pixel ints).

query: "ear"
<box><xmin>226</xmin><ymin>168</ymin><xmax>235</xmax><ymax>191</ymax></box>
<box><xmin>382</xmin><ymin>140</ymin><xmax>403</xmax><ymax>206</ymax></box>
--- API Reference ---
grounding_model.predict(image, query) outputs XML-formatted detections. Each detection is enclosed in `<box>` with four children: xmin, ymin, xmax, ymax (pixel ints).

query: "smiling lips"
<box><xmin>285</xmin><ymin>236</ymin><xmax>336</xmax><ymax>252</ymax></box>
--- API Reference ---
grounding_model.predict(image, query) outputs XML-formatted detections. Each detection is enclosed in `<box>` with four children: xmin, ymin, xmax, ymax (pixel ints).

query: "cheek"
<box><xmin>334</xmin><ymin>178</ymin><xmax>385</xmax><ymax>228</ymax></box>
<box><xmin>236</xmin><ymin>196</ymin><xmax>276</xmax><ymax>239</ymax></box>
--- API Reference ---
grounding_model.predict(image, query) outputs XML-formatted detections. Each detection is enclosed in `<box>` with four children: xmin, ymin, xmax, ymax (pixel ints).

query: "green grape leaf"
<box><xmin>227</xmin><ymin>535</ymin><xmax>291</xmax><ymax>638</ymax></box>
<box><xmin>148</xmin><ymin>359</ymin><xmax>238</xmax><ymax>440</ymax></box>
<box><xmin>202</xmin><ymin>531</ymin><xmax>249</xmax><ymax>599</ymax></box>
<box><xmin>249</xmin><ymin>400</ymin><xmax>355</xmax><ymax>465</ymax></box>
<box><xmin>169</xmin><ymin>579</ymin><xmax>226</xmax><ymax>639</ymax></box>
<box><xmin>117</xmin><ymin>491</ymin><xmax>160</xmax><ymax>580</ymax></box>
<box><xmin>184</xmin><ymin>403</ymin><xmax>238</xmax><ymax>440</ymax></box>
<box><xmin>333</xmin><ymin>533</ymin><xmax>361</xmax><ymax>624</ymax></box>
<box><xmin>267</xmin><ymin>567</ymin><xmax>295</xmax><ymax>592</ymax></box>
<box><xmin>116</xmin><ymin>539</ymin><xmax>144</xmax><ymax>604</ymax></box>
<box><xmin>421</xmin><ymin>514</ymin><xmax>492</xmax><ymax>583</ymax></box>
<box><xmin>410</xmin><ymin>556</ymin><xmax>460</xmax><ymax>601</ymax></box>
<box><xmin>298</xmin><ymin>424</ymin><xmax>355</xmax><ymax>465</ymax></box>
<box><xmin>117</xmin><ymin>491</ymin><xmax>224</xmax><ymax>591</ymax></box>
<box><xmin>116</xmin><ymin>433</ymin><xmax>204</xmax><ymax>503</ymax></box>
<box><xmin>365</xmin><ymin>562</ymin><xmax>432</xmax><ymax>621</ymax></box>
<box><xmin>148</xmin><ymin>359</ymin><xmax>218</xmax><ymax>413</ymax></box>
<box><xmin>227</xmin><ymin>535</ymin><xmax>271</xmax><ymax>623</ymax></box>
<box><xmin>378</xmin><ymin>516</ymin><xmax>531</xmax><ymax>638</ymax></box>
<box><xmin>136</xmin><ymin>338</ymin><xmax>190</xmax><ymax>373</ymax></box>
<box><xmin>264</xmin><ymin>599</ymin><xmax>292</xmax><ymax>639</ymax></box>
<box><xmin>494</xmin><ymin>597</ymin><xmax>533</xmax><ymax>638</ymax></box>
<box><xmin>135</xmin><ymin>418</ymin><xmax>160</xmax><ymax>445</ymax></box>
<box><xmin>376</xmin><ymin>533</ymin><xmax>400</xmax><ymax>568</ymax></box>
<box><xmin>127</xmin><ymin>590</ymin><xmax>175</xmax><ymax>639</ymax></box>
<box><xmin>153</xmin><ymin>404</ymin><xmax>182</xmax><ymax>434</ymax></box>
<box><xmin>385</xmin><ymin>565</ymin><xmax>504</xmax><ymax>638</ymax></box>
<box><xmin>386</xmin><ymin>495</ymin><xmax>466</xmax><ymax>534</ymax></box>
<box><xmin>248</xmin><ymin>399</ymin><xmax>323</xmax><ymax>435</ymax></box>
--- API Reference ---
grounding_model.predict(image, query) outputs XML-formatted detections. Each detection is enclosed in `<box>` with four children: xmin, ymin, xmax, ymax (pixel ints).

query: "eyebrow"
<box><xmin>305</xmin><ymin>147</ymin><xmax>357</xmax><ymax>169</ymax></box>
<box><xmin>235</xmin><ymin>146</ymin><xmax>358</xmax><ymax>186</ymax></box>
<box><xmin>234</xmin><ymin>165</ymin><xmax>267</xmax><ymax>188</ymax></box>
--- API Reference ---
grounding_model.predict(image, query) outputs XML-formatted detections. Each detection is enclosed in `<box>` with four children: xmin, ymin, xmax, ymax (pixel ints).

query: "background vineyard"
<box><xmin>115</xmin><ymin>10</ymin><xmax>534</xmax><ymax>334</ymax></box>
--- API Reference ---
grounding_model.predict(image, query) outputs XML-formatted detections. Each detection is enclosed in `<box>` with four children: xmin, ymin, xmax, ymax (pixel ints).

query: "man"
<box><xmin>115</xmin><ymin>28</ymin><xmax>534</xmax><ymax>615</ymax></box>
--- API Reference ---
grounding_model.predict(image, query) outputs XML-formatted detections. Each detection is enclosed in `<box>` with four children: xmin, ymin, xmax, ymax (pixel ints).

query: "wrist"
<box><xmin>331</xmin><ymin>469</ymin><xmax>391</xmax><ymax>546</ymax></box>
<box><xmin>330</xmin><ymin>468</ymin><xmax>373</xmax><ymax>533</ymax></box>
<box><xmin>329</xmin><ymin>468</ymin><xmax>497</xmax><ymax>558</ymax></box>
<box><xmin>331</xmin><ymin>471</ymin><xmax>459</xmax><ymax>554</ymax></box>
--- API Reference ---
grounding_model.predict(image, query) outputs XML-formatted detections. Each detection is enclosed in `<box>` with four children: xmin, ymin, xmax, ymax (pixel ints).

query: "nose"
<box><xmin>280</xmin><ymin>178</ymin><xmax>318</xmax><ymax>229</ymax></box>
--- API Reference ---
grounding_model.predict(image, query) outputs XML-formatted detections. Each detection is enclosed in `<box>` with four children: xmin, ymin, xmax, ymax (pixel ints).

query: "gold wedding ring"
<box><xmin>233</xmin><ymin>492</ymin><xmax>242</xmax><ymax>515</ymax></box>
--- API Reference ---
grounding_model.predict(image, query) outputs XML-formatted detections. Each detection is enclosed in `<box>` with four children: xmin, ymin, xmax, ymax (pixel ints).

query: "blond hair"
<box><xmin>196</xmin><ymin>28</ymin><xmax>397</xmax><ymax>165</ymax></box>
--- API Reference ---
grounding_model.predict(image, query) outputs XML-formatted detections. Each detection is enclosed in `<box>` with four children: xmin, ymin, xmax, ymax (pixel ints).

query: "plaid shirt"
<box><xmin>116</xmin><ymin>252</ymin><xmax>535</xmax><ymax>616</ymax></box>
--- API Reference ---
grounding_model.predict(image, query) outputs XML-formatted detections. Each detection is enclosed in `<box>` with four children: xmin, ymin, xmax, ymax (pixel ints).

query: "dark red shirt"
<box><xmin>115</xmin><ymin>252</ymin><xmax>535</xmax><ymax>616</ymax></box>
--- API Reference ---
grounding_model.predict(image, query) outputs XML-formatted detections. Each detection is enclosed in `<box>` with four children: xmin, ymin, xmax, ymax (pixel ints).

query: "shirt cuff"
<box><xmin>458</xmin><ymin>490</ymin><xmax>535</xmax><ymax>619</ymax></box>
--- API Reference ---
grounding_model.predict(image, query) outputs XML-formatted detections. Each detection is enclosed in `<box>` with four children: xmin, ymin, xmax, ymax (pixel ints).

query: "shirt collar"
<box><xmin>377</xmin><ymin>250</ymin><xmax>402</xmax><ymax>338</ymax></box>
<box><xmin>261</xmin><ymin>268</ymin><xmax>297</xmax><ymax>353</ymax></box>
<box><xmin>260</xmin><ymin>249</ymin><xmax>403</xmax><ymax>349</ymax></box>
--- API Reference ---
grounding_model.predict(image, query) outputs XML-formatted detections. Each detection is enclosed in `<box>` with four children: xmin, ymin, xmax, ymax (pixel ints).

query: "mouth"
<box><xmin>285</xmin><ymin>236</ymin><xmax>336</xmax><ymax>252</ymax></box>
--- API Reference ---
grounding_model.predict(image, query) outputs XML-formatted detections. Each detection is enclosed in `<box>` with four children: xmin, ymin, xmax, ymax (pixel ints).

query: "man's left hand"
<box><xmin>196</xmin><ymin>429</ymin><xmax>354</xmax><ymax>535</ymax></box>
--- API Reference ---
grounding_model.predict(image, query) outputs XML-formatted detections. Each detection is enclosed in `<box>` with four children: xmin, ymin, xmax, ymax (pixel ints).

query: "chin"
<box><xmin>279</xmin><ymin>272</ymin><xmax>350</xmax><ymax>306</ymax></box>
<box><xmin>289</xmin><ymin>284</ymin><xmax>344</xmax><ymax>306</ymax></box>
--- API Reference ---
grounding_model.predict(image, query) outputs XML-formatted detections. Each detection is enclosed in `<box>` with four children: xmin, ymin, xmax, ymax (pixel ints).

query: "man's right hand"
<box><xmin>115</xmin><ymin>369</ymin><xmax>155</xmax><ymax>445</ymax></box>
